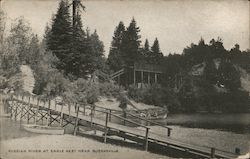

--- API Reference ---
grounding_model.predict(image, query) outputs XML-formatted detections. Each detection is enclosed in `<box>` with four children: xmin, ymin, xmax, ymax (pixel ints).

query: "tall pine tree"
<box><xmin>150</xmin><ymin>38</ymin><xmax>163</xmax><ymax>64</ymax></box>
<box><xmin>84</xmin><ymin>30</ymin><xmax>105</xmax><ymax>75</ymax></box>
<box><xmin>70</xmin><ymin>13</ymin><xmax>87</xmax><ymax>77</ymax></box>
<box><xmin>142</xmin><ymin>39</ymin><xmax>151</xmax><ymax>63</ymax></box>
<box><xmin>144</xmin><ymin>39</ymin><xmax>150</xmax><ymax>52</ymax></box>
<box><xmin>47</xmin><ymin>0</ymin><xmax>72</xmax><ymax>72</ymax></box>
<box><xmin>107</xmin><ymin>21</ymin><xmax>125</xmax><ymax>71</ymax></box>
<box><xmin>120</xmin><ymin>18</ymin><xmax>141</xmax><ymax>67</ymax></box>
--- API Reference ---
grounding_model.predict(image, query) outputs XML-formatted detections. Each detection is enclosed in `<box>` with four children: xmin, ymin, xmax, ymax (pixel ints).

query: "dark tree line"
<box><xmin>107</xmin><ymin>18</ymin><xmax>163</xmax><ymax>72</ymax></box>
<box><xmin>162</xmin><ymin>38</ymin><xmax>250</xmax><ymax>113</ymax></box>
<box><xmin>46</xmin><ymin>0</ymin><xmax>105</xmax><ymax>78</ymax></box>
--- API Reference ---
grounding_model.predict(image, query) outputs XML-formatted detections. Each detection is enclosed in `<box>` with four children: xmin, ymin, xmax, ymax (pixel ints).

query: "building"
<box><xmin>110</xmin><ymin>62</ymin><xmax>164</xmax><ymax>88</ymax></box>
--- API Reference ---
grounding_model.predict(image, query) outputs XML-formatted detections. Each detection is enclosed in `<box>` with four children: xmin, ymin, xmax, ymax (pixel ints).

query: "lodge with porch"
<box><xmin>110</xmin><ymin>62</ymin><xmax>164</xmax><ymax>88</ymax></box>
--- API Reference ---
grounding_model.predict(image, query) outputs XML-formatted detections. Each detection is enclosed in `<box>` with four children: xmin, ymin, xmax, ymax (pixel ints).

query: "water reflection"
<box><xmin>165</xmin><ymin>113</ymin><xmax>250</xmax><ymax>134</ymax></box>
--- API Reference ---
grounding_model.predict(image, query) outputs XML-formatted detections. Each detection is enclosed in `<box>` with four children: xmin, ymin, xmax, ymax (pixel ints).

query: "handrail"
<box><xmin>80</xmin><ymin>104</ymin><xmax>148</xmax><ymax>128</ymax></box>
<box><xmin>5</xmin><ymin>93</ymin><xmax>239</xmax><ymax>158</ymax></box>
<box><xmin>90</xmin><ymin>104</ymin><xmax>122</xmax><ymax>113</ymax></box>
<box><xmin>11</xmin><ymin>95</ymin><xmax>167</xmax><ymax>130</ymax></box>
<box><xmin>110</xmin><ymin>69</ymin><xmax>125</xmax><ymax>79</ymax></box>
<box><xmin>110</xmin><ymin>68</ymin><xmax>125</xmax><ymax>77</ymax></box>
<box><xmin>110</xmin><ymin>113</ymin><xmax>148</xmax><ymax>129</ymax></box>
<box><xmin>127</xmin><ymin>112</ymin><xmax>172</xmax><ymax>130</ymax></box>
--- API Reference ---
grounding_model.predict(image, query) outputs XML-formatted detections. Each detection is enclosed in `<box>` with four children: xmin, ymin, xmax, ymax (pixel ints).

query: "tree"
<box><xmin>69</xmin><ymin>13</ymin><xmax>87</xmax><ymax>77</ymax></box>
<box><xmin>7</xmin><ymin>17</ymin><xmax>32</xmax><ymax>63</ymax></box>
<box><xmin>144</xmin><ymin>39</ymin><xmax>150</xmax><ymax>52</ymax></box>
<box><xmin>150</xmin><ymin>38</ymin><xmax>163</xmax><ymax>64</ymax></box>
<box><xmin>27</xmin><ymin>34</ymin><xmax>41</xmax><ymax>65</ymax></box>
<box><xmin>120</xmin><ymin>18</ymin><xmax>141</xmax><ymax>67</ymax></box>
<box><xmin>182</xmin><ymin>38</ymin><xmax>210</xmax><ymax>68</ymax></box>
<box><xmin>107</xmin><ymin>21</ymin><xmax>125</xmax><ymax>71</ymax></box>
<box><xmin>42</xmin><ymin>23</ymin><xmax>52</xmax><ymax>51</ymax></box>
<box><xmin>203</xmin><ymin>59</ymin><xmax>218</xmax><ymax>85</ymax></box>
<box><xmin>208</xmin><ymin>37</ymin><xmax>227</xmax><ymax>59</ymax></box>
<box><xmin>142</xmin><ymin>39</ymin><xmax>152</xmax><ymax>62</ymax></box>
<box><xmin>0</xmin><ymin>10</ymin><xmax>6</xmax><ymax>46</ymax></box>
<box><xmin>81</xmin><ymin>30</ymin><xmax>105</xmax><ymax>76</ymax></box>
<box><xmin>88</xmin><ymin>30</ymin><xmax>105</xmax><ymax>72</ymax></box>
<box><xmin>218</xmin><ymin>60</ymin><xmax>241</xmax><ymax>91</ymax></box>
<box><xmin>47</xmin><ymin>0</ymin><xmax>72</xmax><ymax>72</ymax></box>
<box><xmin>0</xmin><ymin>10</ymin><xmax>6</xmax><ymax>68</ymax></box>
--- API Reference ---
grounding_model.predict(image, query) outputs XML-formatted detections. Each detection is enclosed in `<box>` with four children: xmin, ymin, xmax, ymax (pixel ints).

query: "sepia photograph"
<box><xmin>0</xmin><ymin>0</ymin><xmax>249</xmax><ymax>159</ymax></box>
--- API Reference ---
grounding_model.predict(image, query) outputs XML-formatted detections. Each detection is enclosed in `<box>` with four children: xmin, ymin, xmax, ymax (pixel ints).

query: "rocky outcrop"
<box><xmin>20</xmin><ymin>65</ymin><xmax>35</xmax><ymax>94</ymax></box>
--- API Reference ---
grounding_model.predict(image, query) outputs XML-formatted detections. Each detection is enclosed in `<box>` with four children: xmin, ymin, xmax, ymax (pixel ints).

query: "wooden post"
<box><xmin>42</xmin><ymin>100</ymin><xmax>46</xmax><ymax>125</ymax></box>
<box><xmin>27</xmin><ymin>96</ymin><xmax>30</xmax><ymax>124</ymax></box>
<box><xmin>133</xmin><ymin>70</ymin><xmax>136</xmax><ymax>86</ymax></box>
<box><xmin>144</xmin><ymin>127</ymin><xmax>149</xmax><ymax>151</ymax></box>
<box><xmin>83</xmin><ymin>104</ymin><xmax>85</xmax><ymax>115</ymax></box>
<box><xmin>68</xmin><ymin>104</ymin><xmax>70</xmax><ymax>115</ymax></box>
<box><xmin>235</xmin><ymin>148</ymin><xmax>240</xmax><ymax>155</ymax></box>
<box><xmin>167</xmin><ymin>128</ymin><xmax>171</xmax><ymax>137</ymax></box>
<box><xmin>93</xmin><ymin>105</ymin><xmax>95</xmax><ymax>117</ymax></box>
<box><xmin>10</xmin><ymin>95</ymin><xmax>13</xmax><ymax>118</ymax></box>
<box><xmin>54</xmin><ymin>101</ymin><xmax>57</xmax><ymax>110</ymax></box>
<box><xmin>147</xmin><ymin>72</ymin><xmax>150</xmax><ymax>84</ymax></box>
<box><xmin>35</xmin><ymin>99</ymin><xmax>39</xmax><ymax>125</ymax></box>
<box><xmin>73</xmin><ymin>104</ymin><xmax>79</xmax><ymax>136</ymax></box>
<box><xmin>14</xmin><ymin>100</ymin><xmax>18</xmax><ymax>121</ymax></box>
<box><xmin>155</xmin><ymin>73</ymin><xmax>157</xmax><ymax>84</ymax></box>
<box><xmin>210</xmin><ymin>147</ymin><xmax>215</xmax><ymax>158</ymax></box>
<box><xmin>20</xmin><ymin>96</ymin><xmax>24</xmax><ymax>123</ymax></box>
<box><xmin>141</xmin><ymin>71</ymin><xmax>143</xmax><ymax>85</ymax></box>
<box><xmin>123</xmin><ymin>111</ymin><xmax>127</xmax><ymax>126</ymax></box>
<box><xmin>60</xmin><ymin>104</ymin><xmax>64</xmax><ymax>127</ymax></box>
<box><xmin>104</xmin><ymin>112</ymin><xmax>109</xmax><ymax>143</ymax></box>
<box><xmin>90</xmin><ymin>106</ymin><xmax>93</xmax><ymax>128</ymax></box>
<box><xmin>46</xmin><ymin>100</ymin><xmax>51</xmax><ymax>126</ymax></box>
<box><xmin>118</xmin><ymin>75</ymin><xmax>120</xmax><ymax>85</ymax></box>
<box><xmin>109</xmin><ymin>109</ymin><xmax>112</xmax><ymax>122</ymax></box>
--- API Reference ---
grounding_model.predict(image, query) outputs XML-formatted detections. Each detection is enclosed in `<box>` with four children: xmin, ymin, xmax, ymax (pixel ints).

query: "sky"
<box><xmin>1</xmin><ymin>0</ymin><xmax>250</xmax><ymax>56</ymax></box>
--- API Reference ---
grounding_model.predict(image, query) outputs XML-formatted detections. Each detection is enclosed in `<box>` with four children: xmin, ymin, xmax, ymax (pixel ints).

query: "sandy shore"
<box><xmin>0</xmin><ymin>134</ymin><xmax>171</xmax><ymax>159</ymax></box>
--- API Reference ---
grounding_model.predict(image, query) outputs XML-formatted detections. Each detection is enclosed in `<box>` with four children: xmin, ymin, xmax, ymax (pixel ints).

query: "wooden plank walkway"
<box><xmin>5</xmin><ymin>94</ymin><xmax>239</xmax><ymax>158</ymax></box>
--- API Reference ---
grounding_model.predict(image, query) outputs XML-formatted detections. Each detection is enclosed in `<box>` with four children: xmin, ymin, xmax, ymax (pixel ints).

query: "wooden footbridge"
<box><xmin>2</xmin><ymin>93</ymin><xmax>240</xmax><ymax>158</ymax></box>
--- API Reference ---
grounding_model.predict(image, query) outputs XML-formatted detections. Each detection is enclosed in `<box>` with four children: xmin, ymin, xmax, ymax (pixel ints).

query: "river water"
<box><xmin>150</xmin><ymin>113</ymin><xmax>250</xmax><ymax>155</ymax></box>
<box><xmin>1</xmin><ymin>108</ymin><xmax>249</xmax><ymax>156</ymax></box>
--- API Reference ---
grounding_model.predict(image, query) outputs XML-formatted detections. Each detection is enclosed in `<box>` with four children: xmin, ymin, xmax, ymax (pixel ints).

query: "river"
<box><xmin>150</xmin><ymin>113</ymin><xmax>250</xmax><ymax>155</ymax></box>
<box><xmin>1</xmin><ymin>112</ymin><xmax>249</xmax><ymax>156</ymax></box>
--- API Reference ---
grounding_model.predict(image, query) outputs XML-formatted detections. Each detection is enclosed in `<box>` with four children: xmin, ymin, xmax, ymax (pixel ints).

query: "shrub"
<box><xmin>128</xmin><ymin>84</ymin><xmax>180</xmax><ymax>110</ymax></box>
<box><xmin>99</xmin><ymin>82</ymin><xmax>124</xmax><ymax>98</ymax></box>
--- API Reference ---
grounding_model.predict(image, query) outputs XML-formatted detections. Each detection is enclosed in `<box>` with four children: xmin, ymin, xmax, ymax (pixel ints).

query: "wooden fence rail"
<box><xmin>0</xmin><ymin>92</ymin><xmax>240</xmax><ymax>159</ymax></box>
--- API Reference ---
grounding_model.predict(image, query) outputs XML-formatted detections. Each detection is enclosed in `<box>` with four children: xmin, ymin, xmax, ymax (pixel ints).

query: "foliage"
<box><xmin>46</xmin><ymin>0</ymin><xmax>105</xmax><ymax>78</ymax></box>
<box><xmin>128</xmin><ymin>84</ymin><xmax>180</xmax><ymax>111</ymax></box>
<box><xmin>203</xmin><ymin>59</ymin><xmax>218</xmax><ymax>85</ymax></box>
<box><xmin>47</xmin><ymin>0</ymin><xmax>72</xmax><ymax>72</ymax></box>
<box><xmin>218</xmin><ymin>60</ymin><xmax>241</xmax><ymax>91</ymax></box>
<box><xmin>99</xmin><ymin>82</ymin><xmax>124</xmax><ymax>98</ymax></box>
<box><xmin>120</xmin><ymin>18</ymin><xmax>142</xmax><ymax>67</ymax></box>
<box><xmin>85</xmin><ymin>30</ymin><xmax>105</xmax><ymax>74</ymax></box>
<box><xmin>107</xmin><ymin>21</ymin><xmax>125</xmax><ymax>72</ymax></box>
<box><xmin>150</xmin><ymin>38</ymin><xmax>163</xmax><ymax>64</ymax></box>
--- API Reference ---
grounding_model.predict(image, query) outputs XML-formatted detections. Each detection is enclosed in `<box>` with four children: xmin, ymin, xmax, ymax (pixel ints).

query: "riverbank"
<box><xmin>0</xmin><ymin>134</ymin><xmax>171</xmax><ymax>159</ymax></box>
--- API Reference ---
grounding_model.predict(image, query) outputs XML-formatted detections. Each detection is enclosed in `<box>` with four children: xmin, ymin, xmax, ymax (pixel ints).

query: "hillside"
<box><xmin>20</xmin><ymin>65</ymin><xmax>35</xmax><ymax>95</ymax></box>
<box><xmin>190</xmin><ymin>60</ymin><xmax>250</xmax><ymax>94</ymax></box>
<box><xmin>237</xmin><ymin>66</ymin><xmax>250</xmax><ymax>94</ymax></box>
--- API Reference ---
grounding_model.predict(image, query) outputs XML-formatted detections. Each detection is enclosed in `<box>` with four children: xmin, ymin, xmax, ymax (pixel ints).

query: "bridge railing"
<box><xmin>3</xmin><ymin>93</ymin><xmax>241</xmax><ymax>157</ymax></box>
<box><xmin>79</xmin><ymin>103</ymin><xmax>173</xmax><ymax>137</ymax></box>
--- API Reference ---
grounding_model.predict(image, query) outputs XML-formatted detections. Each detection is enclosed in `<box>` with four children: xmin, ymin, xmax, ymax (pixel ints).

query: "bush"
<box><xmin>128</xmin><ymin>84</ymin><xmax>180</xmax><ymax>110</ymax></box>
<box><xmin>99</xmin><ymin>82</ymin><xmax>124</xmax><ymax>98</ymax></box>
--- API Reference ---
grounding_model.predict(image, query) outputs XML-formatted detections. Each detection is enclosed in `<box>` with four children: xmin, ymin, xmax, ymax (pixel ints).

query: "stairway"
<box><xmin>110</xmin><ymin>69</ymin><xmax>126</xmax><ymax>80</ymax></box>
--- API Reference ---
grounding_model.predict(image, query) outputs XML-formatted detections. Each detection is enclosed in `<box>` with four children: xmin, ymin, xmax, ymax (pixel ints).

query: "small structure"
<box><xmin>111</xmin><ymin>62</ymin><xmax>164</xmax><ymax>88</ymax></box>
